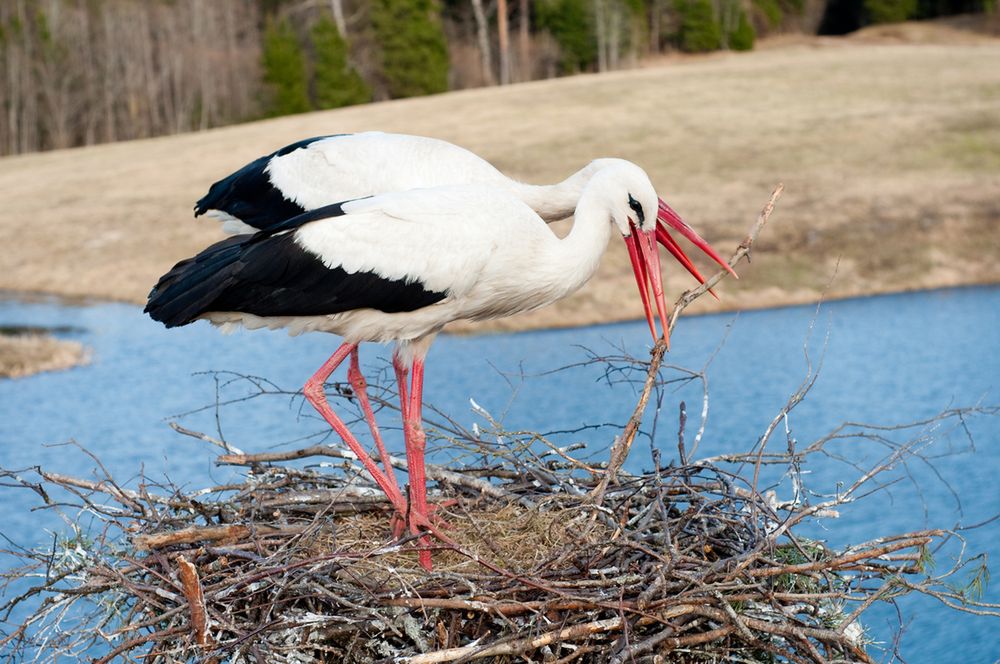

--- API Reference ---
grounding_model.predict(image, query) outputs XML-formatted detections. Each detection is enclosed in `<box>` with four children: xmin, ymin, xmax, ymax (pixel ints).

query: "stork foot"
<box><xmin>390</xmin><ymin>497</ymin><xmax>456</xmax><ymax>539</ymax></box>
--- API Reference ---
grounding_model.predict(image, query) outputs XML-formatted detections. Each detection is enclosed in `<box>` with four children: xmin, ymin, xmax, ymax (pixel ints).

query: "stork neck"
<box><xmin>510</xmin><ymin>160</ymin><xmax>613</xmax><ymax>221</ymax></box>
<box><xmin>539</xmin><ymin>178</ymin><xmax>617</xmax><ymax>298</ymax></box>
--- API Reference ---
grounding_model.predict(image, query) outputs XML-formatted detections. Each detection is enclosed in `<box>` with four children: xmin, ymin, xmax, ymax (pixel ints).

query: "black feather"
<box><xmin>145</xmin><ymin>228</ymin><xmax>446</xmax><ymax>329</ymax></box>
<box><xmin>194</xmin><ymin>135</ymin><xmax>347</xmax><ymax>231</ymax></box>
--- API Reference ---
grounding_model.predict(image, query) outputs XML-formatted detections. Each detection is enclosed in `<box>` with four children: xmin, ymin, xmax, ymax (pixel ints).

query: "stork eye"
<box><xmin>627</xmin><ymin>194</ymin><xmax>645</xmax><ymax>223</ymax></box>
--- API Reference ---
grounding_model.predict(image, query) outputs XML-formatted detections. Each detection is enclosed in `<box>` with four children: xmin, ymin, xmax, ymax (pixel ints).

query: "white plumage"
<box><xmin>202</xmin><ymin>131</ymin><xmax>634</xmax><ymax>234</ymax></box>
<box><xmin>195</xmin><ymin>131</ymin><xmax>735</xmax><ymax>301</ymax></box>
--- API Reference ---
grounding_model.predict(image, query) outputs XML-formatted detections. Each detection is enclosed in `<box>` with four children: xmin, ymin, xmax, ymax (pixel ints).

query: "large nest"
<box><xmin>1</xmin><ymin>400</ymin><xmax>993</xmax><ymax>664</ymax></box>
<box><xmin>2</xmin><ymin>188</ymin><xmax>996</xmax><ymax>662</ymax></box>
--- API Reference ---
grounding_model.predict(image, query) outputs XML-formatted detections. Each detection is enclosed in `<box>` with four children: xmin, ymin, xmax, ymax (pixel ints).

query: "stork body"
<box><xmin>148</xmin><ymin>161</ymin><xmax>675</xmax><ymax>569</ymax></box>
<box><xmin>194</xmin><ymin>132</ymin><xmax>735</xmax><ymax>294</ymax></box>
<box><xmin>197</xmin><ymin>131</ymin><xmax>597</xmax><ymax>235</ymax></box>
<box><xmin>166</xmin><ymin>185</ymin><xmax>612</xmax><ymax>341</ymax></box>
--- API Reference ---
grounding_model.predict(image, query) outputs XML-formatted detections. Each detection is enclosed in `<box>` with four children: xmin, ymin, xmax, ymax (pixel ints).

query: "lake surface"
<box><xmin>1</xmin><ymin>286</ymin><xmax>998</xmax><ymax>662</ymax></box>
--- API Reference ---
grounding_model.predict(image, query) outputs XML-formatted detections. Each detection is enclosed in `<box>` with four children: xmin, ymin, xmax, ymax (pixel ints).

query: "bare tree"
<box><xmin>0</xmin><ymin>0</ymin><xmax>262</xmax><ymax>156</ymax></box>
<box><xmin>518</xmin><ymin>0</ymin><xmax>530</xmax><ymax>80</ymax></box>
<box><xmin>330</xmin><ymin>0</ymin><xmax>348</xmax><ymax>36</ymax></box>
<box><xmin>497</xmin><ymin>0</ymin><xmax>511</xmax><ymax>84</ymax></box>
<box><xmin>470</xmin><ymin>0</ymin><xmax>496</xmax><ymax>85</ymax></box>
<box><xmin>594</xmin><ymin>0</ymin><xmax>608</xmax><ymax>72</ymax></box>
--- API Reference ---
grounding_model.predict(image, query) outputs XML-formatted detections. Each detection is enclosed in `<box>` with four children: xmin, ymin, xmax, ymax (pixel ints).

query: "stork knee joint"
<box><xmin>303</xmin><ymin>380</ymin><xmax>326</xmax><ymax>403</ymax></box>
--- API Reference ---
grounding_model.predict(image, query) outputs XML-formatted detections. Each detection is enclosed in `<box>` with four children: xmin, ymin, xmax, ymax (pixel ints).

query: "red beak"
<box><xmin>656</xmin><ymin>198</ymin><xmax>738</xmax><ymax>294</ymax></box>
<box><xmin>624</xmin><ymin>222</ymin><xmax>671</xmax><ymax>347</ymax></box>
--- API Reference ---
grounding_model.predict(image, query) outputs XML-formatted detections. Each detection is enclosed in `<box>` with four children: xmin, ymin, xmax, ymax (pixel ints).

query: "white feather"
<box><xmin>214</xmin><ymin>132</ymin><xmax>622</xmax><ymax>235</ymax></box>
<box><xmin>205</xmin><ymin>210</ymin><xmax>258</xmax><ymax>235</ymax></box>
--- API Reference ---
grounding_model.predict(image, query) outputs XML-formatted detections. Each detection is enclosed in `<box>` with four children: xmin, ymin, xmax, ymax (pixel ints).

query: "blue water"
<box><xmin>1</xmin><ymin>286</ymin><xmax>998</xmax><ymax>662</ymax></box>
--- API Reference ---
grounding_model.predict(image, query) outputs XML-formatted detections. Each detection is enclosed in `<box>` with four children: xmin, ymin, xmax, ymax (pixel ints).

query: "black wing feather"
<box><xmin>145</xmin><ymin>227</ymin><xmax>446</xmax><ymax>329</ymax></box>
<box><xmin>194</xmin><ymin>135</ymin><xmax>348</xmax><ymax>232</ymax></box>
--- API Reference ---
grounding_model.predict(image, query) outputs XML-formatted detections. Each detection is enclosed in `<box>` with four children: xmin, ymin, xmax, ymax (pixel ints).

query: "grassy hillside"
<box><xmin>2</xmin><ymin>29</ymin><xmax>998</xmax><ymax>332</ymax></box>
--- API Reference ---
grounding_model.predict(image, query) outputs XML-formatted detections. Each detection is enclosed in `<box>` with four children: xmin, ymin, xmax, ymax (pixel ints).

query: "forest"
<box><xmin>0</xmin><ymin>0</ymin><xmax>992</xmax><ymax>156</ymax></box>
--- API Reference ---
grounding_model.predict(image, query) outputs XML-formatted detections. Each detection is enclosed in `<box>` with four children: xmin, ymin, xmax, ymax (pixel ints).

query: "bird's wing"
<box><xmin>293</xmin><ymin>185</ymin><xmax>533</xmax><ymax>297</ymax></box>
<box><xmin>193</xmin><ymin>136</ymin><xmax>337</xmax><ymax>232</ymax></box>
<box><xmin>194</xmin><ymin>132</ymin><xmax>509</xmax><ymax>234</ymax></box>
<box><xmin>148</xmin><ymin>185</ymin><xmax>535</xmax><ymax>328</ymax></box>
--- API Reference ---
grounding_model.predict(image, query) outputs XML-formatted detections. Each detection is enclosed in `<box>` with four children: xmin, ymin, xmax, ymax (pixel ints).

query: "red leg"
<box><xmin>386</xmin><ymin>353</ymin><xmax>413</xmax><ymax>540</ymax></box>
<box><xmin>403</xmin><ymin>357</ymin><xmax>433</xmax><ymax>570</ymax></box>
<box><xmin>303</xmin><ymin>343</ymin><xmax>406</xmax><ymax>516</ymax></box>
<box><xmin>347</xmin><ymin>347</ymin><xmax>400</xmax><ymax>493</ymax></box>
<box><xmin>393</xmin><ymin>353</ymin><xmax>410</xmax><ymax>422</ymax></box>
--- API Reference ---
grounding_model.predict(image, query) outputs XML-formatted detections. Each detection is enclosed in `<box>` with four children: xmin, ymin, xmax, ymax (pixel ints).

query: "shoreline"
<box><xmin>2</xmin><ymin>280</ymin><xmax>995</xmax><ymax>339</ymax></box>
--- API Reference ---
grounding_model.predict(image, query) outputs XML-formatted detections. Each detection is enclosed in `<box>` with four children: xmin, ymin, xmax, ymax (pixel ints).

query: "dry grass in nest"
<box><xmin>330</xmin><ymin>497</ymin><xmax>611</xmax><ymax>577</ymax></box>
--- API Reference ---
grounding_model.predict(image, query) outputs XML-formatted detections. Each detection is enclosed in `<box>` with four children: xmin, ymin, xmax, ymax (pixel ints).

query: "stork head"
<box><xmin>592</xmin><ymin>160</ymin><xmax>737</xmax><ymax>346</ymax></box>
<box><xmin>589</xmin><ymin>161</ymin><xmax>669</xmax><ymax>345</ymax></box>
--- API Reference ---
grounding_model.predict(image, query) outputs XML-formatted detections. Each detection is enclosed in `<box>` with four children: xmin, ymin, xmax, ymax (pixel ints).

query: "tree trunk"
<box><xmin>518</xmin><ymin>0</ymin><xmax>530</xmax><ymax>81</ymax></box>
<box><xmin>470</xmin><ymin>0</ymin><xmax>495</xmax><ymax>85</ymax></box>
<box><xmin>649</xmin><ymin>0</ymin><xmax>661</xmax><ymax>54</ymax></box>
<box><xmin>497</xmin><ymin>0</ymin><xmax>511</xmax><ymax>84</ymax></box>
<box><xmin>609</xmin><ymin>0</ymin><xmax>620</xmax><ymax>70</ymax></box>
<box><xmin>330</xmin><ymin>0</ymin><xmax>347</xmax><ymax>37</ymax></box>
<box><xmin>594</xmin><ymin>0</ymin><xmax>607</xmax><ymax>72</ymax></box>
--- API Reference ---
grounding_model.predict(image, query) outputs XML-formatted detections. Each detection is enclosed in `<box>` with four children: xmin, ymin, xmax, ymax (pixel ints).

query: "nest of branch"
<box><xmin>4</xmin><ymin>439</ymin><xmax>946</xmax><ymax>664</ymax></box>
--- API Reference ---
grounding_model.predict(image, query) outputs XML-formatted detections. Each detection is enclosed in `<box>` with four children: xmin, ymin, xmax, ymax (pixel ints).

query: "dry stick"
<box><xmin>590</xmin><ymin>184</ymin><xmax>784</xmax><ymax>505</ymax></box>
<box><xmin>608</xmin><ymin>624</ymin><xmax>732</xmax><ymax>664</ymax></box>
<box><xmin>133</xmin><ymin>524</ymin><xmax>309</xmax><ymax>551</ymax></box>
<box><xmin>37</xmin><ymin>470</ymin><xmax>236</xmax><ymax>510</ymax></box>
<box><xmin>176</xmin><ymin>556</ymin><xmax>211</xmax><ymax>650</ymax></box>
<box><xmin>39</xmin><ymin>471</ymin><xmax>156</xmax><ymax>506</ymax></box>
<box><xmin>669</xmin><ymin>183</ymin><xmax>784</xmax><ymax>331</ymax></box>
<box><xmin>91</xmin><ymin>626</ymin><xmax>188</xmax><ymax>664</ymax></box>
<box><xmin>402</xmin><ymin>616</ymin><xmax>624</xmax><ymax>663</ymax></box>
<box><xmin>589</xmin><ymin>339</ymin><xmax>669</xmax><ymax>504</ymax></box>
<box><xmin>712</xmin><ymin>589</ymin><xmax>754</xmax><ymax>642</ymax></box>
<box><xmin>382</xmin><ymin>597</ymin><xmax>617</xmax><ymax>616</ymax></box>
<box><xmin>688</xmin><ymin>605</ymin><xmax>875</xmax><ymax>664</ymax></box>
<box><xmin>746</xmin><ymin>535</ymin><xmax>936</xmax><ymax>578</ymax></box>
<box><xmin>170</xmin><ymin>421</ymin><xmax>245</xmax><ymax>456</ymax></box>
<box><xmin>217</xmin><ymin>446</ymin><xmax>512</xmax><ymax>501</ymax></box>
<box><xmin>135</xmin><ymin>525</ymin><xmax>250</xmax><ymax>550</ymax></box>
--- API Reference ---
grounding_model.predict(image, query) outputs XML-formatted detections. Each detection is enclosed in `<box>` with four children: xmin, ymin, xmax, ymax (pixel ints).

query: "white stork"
<box><xmin>146</xmin><ymin>160</ymin><xmax>699</xmax><ymax>569</ymax></box>
<box><xmin>195</xmin><ymin>131</ymin><xmax>736</xmax><ymax>299</ymax></box>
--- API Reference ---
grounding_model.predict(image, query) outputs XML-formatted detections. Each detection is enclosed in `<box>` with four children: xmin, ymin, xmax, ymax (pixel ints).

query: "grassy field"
<box><xmin>1</xmin><ymin>24</ymin><xmax>998</xmax><ymax>333</ymax></box>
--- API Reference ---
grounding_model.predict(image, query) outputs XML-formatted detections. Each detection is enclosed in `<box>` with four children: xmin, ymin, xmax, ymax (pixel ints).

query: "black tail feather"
<box><xmin>144</xmin><ymin>236</ymin><xmax>248</xmax><ymax>328</ymax></box>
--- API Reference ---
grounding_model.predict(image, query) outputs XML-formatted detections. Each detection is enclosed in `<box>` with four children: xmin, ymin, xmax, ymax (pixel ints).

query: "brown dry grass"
<box><xmin>1</xmin><ymin>24</ymin><xmax>998</xmax><ymax>332</ymax></box>
<box><xmin>0</xmin><ymin>334</ymin><xmax>88</xmax><ymax>378</ymax></box>
<box><xmin>329</xmin><ymin>497</ymin><xmax>612</xmax><ymax>579</ymax></box>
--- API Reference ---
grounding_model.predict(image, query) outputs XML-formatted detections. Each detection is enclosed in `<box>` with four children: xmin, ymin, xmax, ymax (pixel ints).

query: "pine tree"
<box><xmin>728</xmin><ymin>9</ymin><xmax>755</xmax><ymax>50</ymax></box>
<box><xmin>864</xmin><ymin>0</ymin><xmax>917</xmax><ymax>22</ymax></box>
<box><xmin>311</xmin><ymin>17</ymin><xmax>371</xmax><ymax>109</ymax></box>
<box><xmin>261</xmin><ymin>19</ymin><xmax>310</xmax><ymax>117</ymax></box>
<box><xmin>674</xmin><ymin>0</ymin><xmax>721</xmax><ymax>52</ymax></box>
<box><xmin>535</xmin><ymin>0</ymin><xmax>597</xmax><ymax>73</ymax></box>
<box><xmin>370</xmin><ymin>0</ymin><xmax>449</xmax><ymax>98</ymax></box>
